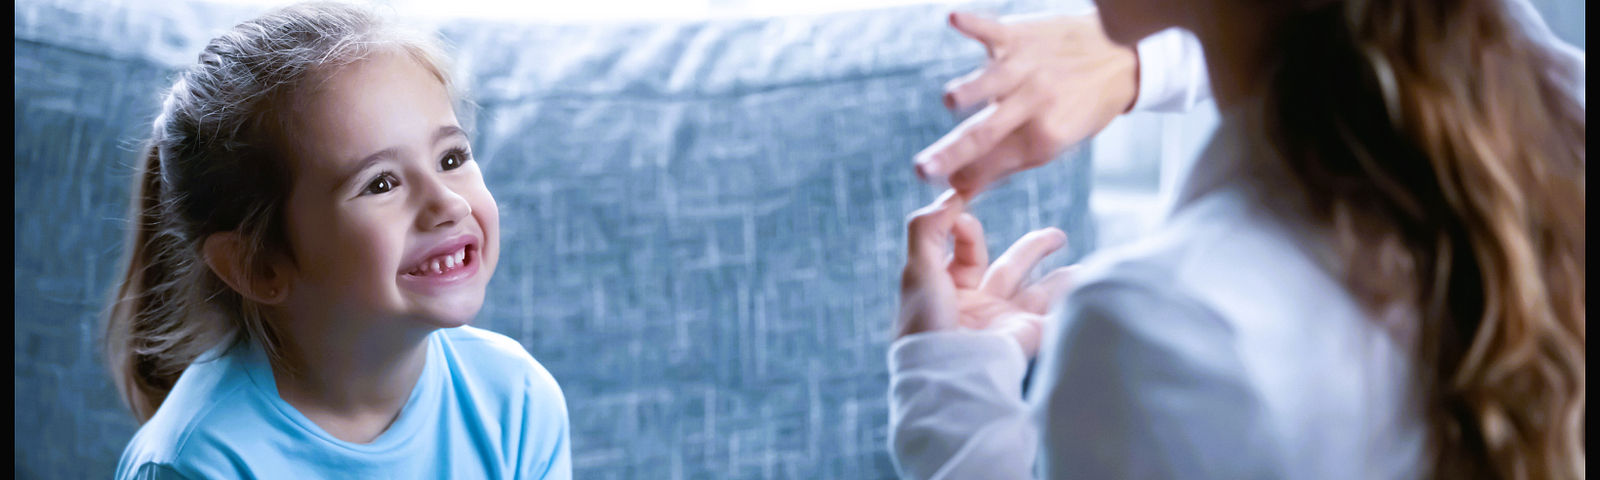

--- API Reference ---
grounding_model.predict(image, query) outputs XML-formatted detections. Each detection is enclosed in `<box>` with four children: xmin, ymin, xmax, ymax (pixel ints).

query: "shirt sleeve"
<box><xmin>1501</xmin><ymin>0</ymin><xmax>1585</xmax><ymax>108</ymax></box>
<box><xmin>126</xmin><ymin>463</ymin><xmax>198</xmax><ymax>480</ymax></box>
<box><xmin>519</xmin><ymin>365</ymin><xmax>574</xmax><ymax>480</ymax></box>
<box><xmin>1129</xmin><ymin>28</ymin><xmax>1211</xmax><ymax>114</ymax></box>
<box><xmin>887</xmin><ymin>329</ymin><xmax>1038</xmax><ymax>480</ymax></box>
<box><xmin>1029</xmin><ymin>280</ymin><xmax>1287</xmax><ymax>480</ymax></box>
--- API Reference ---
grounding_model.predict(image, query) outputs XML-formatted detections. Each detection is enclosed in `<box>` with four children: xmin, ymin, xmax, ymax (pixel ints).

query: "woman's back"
<box><xmin>1031</xmin><ymin>120</ymin><xmax>1428</xmax><ymax>478</ymax></box>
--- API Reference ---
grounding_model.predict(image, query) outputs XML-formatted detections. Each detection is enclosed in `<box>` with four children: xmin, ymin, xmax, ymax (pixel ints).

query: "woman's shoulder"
<box><xmin>1051</xmin><ymin>189</ymin><xmax>1426</xmax><ymax>479</ymax></box>
<box><xmin>1071</xmin><ymin>186</ymin><xmax>1349</xmax><ymax>326</ymax></box>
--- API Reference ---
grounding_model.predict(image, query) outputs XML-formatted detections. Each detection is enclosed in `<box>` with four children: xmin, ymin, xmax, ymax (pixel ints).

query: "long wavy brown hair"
<box><xmin>1264</xmin><ymin>0</ymin><xmax>1585</xmax><ymax>478</ymax></box>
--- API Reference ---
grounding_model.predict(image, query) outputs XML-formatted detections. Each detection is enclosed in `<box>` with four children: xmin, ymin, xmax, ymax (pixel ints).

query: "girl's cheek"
<box><xmin>479</xmin><ymin>192</ymin><xmax>500</xmax><ymax>242</ymax></box>
<box><xmin>471</xmin><ymin>177</ymin><xmax>498</xmax><ymax>225</ymax></box>
<box><xmin>474</xmin><ymin>188</ymin><xmax>500</xmax><ymax>263</ymax></box>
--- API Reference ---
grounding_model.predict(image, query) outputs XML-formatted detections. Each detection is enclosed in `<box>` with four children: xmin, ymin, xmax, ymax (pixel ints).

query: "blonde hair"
<box><xmin>1266</xmin><ymin>0</ymin><xmax>1585</xmax><ymax>478</ymax></box>
<box><xmin>104</xmin><ymin>1</ymin><xmax>464</xmax><ymax>423</ymax></box>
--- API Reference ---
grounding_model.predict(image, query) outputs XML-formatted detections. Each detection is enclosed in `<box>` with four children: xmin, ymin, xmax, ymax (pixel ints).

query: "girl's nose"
<box><xmin>417</xmin><ymin>177</ymin><xmax>472</xmax><ymax>230</ymax></box>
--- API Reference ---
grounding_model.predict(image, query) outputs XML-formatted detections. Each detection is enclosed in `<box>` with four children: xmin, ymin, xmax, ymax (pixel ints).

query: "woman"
<box><xmin>890</xmin><ymin>0</ymin><xmax>1585</xmax><ymax>479</ymax></box>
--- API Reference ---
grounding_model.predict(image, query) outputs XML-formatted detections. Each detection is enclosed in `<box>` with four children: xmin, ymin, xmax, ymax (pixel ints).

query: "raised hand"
<box><xmin>915</xmin><ymin>11</ymin><xmax>1139</xmax><ymax>197</ymax></box>
<box><xmin>898</xmin><ymin>190</ymin><xmax>1077</xmax><ymax>357</ymax></box>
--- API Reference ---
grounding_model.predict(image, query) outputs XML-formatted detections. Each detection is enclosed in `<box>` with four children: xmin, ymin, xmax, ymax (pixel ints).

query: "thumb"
<box><xmin>905</xmin><ymin>189</ymin><xmax>967</xmax><ymax>270</ymax></box>
<box><xmin>899</xmin><ymin>190</ymin><xmax>967</xmax><ymax>338</ymax></box>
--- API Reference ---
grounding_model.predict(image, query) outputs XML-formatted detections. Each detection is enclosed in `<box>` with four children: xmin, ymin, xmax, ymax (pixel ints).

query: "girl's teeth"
<box><xmin>409</xmin><ymin>247</ymin><xmax>471</xmax><ymax>276</ymax></box>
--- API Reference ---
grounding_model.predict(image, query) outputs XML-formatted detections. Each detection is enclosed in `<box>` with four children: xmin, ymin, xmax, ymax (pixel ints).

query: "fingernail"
<box><xmin>943</xmin><ymin>92</ymin><xmax>956</xmax><ymax>110</ymax></box>
<box><xmin>916</xmin><ymin>155</ymin><xmax>942</xmax><ymax>178</ymax></box>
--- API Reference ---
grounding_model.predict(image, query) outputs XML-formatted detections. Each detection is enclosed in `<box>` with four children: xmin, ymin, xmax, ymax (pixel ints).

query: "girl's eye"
<box><xmin>441</xmin><ymin>148</ymin><xmax>472</xmax><ymax>171</ymax></box>
<box><xmin>363</xmin><ymin>172</ymin><xmax>399</xmax><ymax>195</ymax></box>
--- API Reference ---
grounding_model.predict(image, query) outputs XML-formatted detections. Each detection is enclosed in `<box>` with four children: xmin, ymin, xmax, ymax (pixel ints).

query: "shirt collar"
<box><xmin>1168</xmin><ymin>94</ymin><xmax>1274</xmax><ymax>219</ymax></box>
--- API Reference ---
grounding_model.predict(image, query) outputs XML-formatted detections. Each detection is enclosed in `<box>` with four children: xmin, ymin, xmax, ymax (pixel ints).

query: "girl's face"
<box><xmin>278</xmin><ymin>48</ymin><xmax>499</xmax><ymax>331</ymax></box>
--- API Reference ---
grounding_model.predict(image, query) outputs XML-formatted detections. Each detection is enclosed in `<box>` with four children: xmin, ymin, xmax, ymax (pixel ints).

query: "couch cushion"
<box><xmin>441</xmin><ymin>3</ymin><xmax>1093</xmax><ymax>475</ymax></box>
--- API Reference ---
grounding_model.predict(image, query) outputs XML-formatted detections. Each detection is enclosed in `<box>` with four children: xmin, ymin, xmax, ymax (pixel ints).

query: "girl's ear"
<box><xmin>203</xmin><ymin>232</ymin><xmax>291</xmax><ymax>305</ymax></box>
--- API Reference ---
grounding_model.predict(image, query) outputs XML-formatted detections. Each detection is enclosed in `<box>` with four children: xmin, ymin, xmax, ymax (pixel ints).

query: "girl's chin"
<box><xmin>424</xmin><ymin>310</ymin><xmax>476</xmax><ymax>327</ymax></box>
<box><xmin>405</xmin><ymin>297</ymin><xmax>484</xmax><ymax>329</ymax></box>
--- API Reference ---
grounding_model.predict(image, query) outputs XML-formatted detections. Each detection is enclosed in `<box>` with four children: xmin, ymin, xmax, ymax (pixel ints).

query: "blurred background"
<box><xmin>12</xmin><ymin>0</ymin><xmax>1583</xmax><ymax>479</ymax></box>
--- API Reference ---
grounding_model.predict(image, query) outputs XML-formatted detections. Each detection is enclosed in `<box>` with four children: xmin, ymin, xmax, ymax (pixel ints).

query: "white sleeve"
<box><xmin>887</xmin><ymin>329</ymin><xmax>1038</xmax><ymax>480</ymax></box>
<box><xmin>1502</xmin><ymin>0</ymin><xmax>1585</xmax><ymax>109</ymax></box>
<box><xmin>1129</xmin><ymin>28</ymin><xmax>1211</xmax><ymax>114</ymax></box>
<box><xmin>1029</xmin><ymin>280</ymin><xmax>1289</xmax><ymax>480</ymax></box>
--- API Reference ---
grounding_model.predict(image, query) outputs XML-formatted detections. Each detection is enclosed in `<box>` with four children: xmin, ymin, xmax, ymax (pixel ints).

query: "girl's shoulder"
<box><xmin>435</xmin><ymin>326</ymin><xmax>564</xmax><ymax>401</ymax></box>
<box><xmin>438</xmin><ymin>325</ymin><xmax>535</xmax><ymax>360</ymax></box>
<box><xmin>115</xmin><ymin>341</ymin><xmax>275</xmax><ymax>479</ymax></box>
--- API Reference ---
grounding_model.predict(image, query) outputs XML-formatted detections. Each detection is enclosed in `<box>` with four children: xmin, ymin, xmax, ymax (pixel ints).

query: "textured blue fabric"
<box><xmin>441</xmin><ymin>7</ymin><xmax>1093</xmax><ymax>476</ymax></box>
<box><xmin>113</xmin><ymin>327</ymin><xmax>570</xmax><ymax>480</ymax></box>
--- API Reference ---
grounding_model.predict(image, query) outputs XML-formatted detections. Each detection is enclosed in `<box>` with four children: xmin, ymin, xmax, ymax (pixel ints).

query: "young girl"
<box><xmin>105</xmin><ymin>2</ymin><xmax>571</xmax><ymax>478</ymax></box>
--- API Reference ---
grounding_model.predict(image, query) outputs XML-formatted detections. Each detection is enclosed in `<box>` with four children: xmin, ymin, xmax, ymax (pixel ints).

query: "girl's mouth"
<box><xmin>399</xmin><ymin>244</ymin><xmax>479</xmax><ymax>288</ymax></box>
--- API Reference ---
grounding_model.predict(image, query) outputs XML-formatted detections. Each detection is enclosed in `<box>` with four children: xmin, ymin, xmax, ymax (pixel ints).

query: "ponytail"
<box><xmin>104</xmin><ymin>141</ymin><xmax>234</xmax><ymax>423</ymax></box>
<box><xmin>1266</xmin><ymin>0</ymin><xmax>1585</xmax><ymax>478</ymax></box>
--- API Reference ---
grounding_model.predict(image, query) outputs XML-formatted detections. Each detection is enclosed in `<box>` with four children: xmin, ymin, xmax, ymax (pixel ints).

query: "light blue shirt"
<box><xmin>115</xmin><ymin>326</ymin><xmax>572</xmax><ymax>480</ymax></box>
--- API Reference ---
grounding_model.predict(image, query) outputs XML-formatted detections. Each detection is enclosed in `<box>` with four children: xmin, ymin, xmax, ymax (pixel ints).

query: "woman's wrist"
<box><xmin>1123</xmin><ymin>44</ymin><xmax>1141</xmax><ymax>113</ymax></box>
<box><xmin>889</xmin><ymin>329</ymin><xmax>1029</xmax><ymax>379</ymax></box>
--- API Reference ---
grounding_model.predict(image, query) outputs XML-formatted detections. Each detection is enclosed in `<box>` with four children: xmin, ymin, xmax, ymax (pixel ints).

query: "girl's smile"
<box><xmin>398</xmin><ymin>236</ymin><xmax>482</xmax><ymax>292</ymax></box>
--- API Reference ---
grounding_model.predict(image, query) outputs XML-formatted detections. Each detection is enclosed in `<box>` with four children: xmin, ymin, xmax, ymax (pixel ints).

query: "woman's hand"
<box><xmin>915</xmin><ymin>11</ymin><xmax>1139</xmax><ymax>197</ymax></box>
<box><xmin>898</xmin><ymin>190</ymin><xmax>1077</xmax><ymax>357</ymax></box>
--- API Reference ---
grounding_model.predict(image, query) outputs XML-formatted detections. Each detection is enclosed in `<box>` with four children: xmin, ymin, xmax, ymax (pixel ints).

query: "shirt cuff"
<box><xmin>888</xmin><ymin>329</ymin><xmax>1029</xmax><ymax>394</ymax></box>
<box><xmin>1131</xmin><ymin>28</ymin><xmax>1208</xmax><ymax>114</ymax></box>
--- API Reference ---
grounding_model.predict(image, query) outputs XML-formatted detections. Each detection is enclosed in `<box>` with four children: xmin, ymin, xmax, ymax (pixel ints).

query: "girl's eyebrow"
<box><xmin>332</xmin><ymin>125</ymin><xmax>467</xmax><ymax>194</ymax></box>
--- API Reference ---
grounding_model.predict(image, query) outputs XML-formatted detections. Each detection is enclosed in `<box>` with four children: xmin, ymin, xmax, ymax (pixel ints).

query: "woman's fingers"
<box><xmin>899</xmin><ymin>190</ymin><xmax>967</xmax><ymax>337</ymax></box>
<box><xmin>948</xmin><ymin>11</ymin><xmax>1009</xmax><ymax>56</ymax></box>
<box><xmin>946</xmin><ymin>136</ymin><xmax>1026</xmax><ymax>196</ymax></box>
<box><xmin>917</xmin><ymin>11</ymin><xmax>1139</xmax><ymax>196</ymax></box>
<box><xmin>905</xmin><ymin>189</ymin><xmax>966</xmax><ymax>270</ymax></box>
<box><xmin>1013</xmin><ymin>265</ymin><xmax>1077</xmax><ymax>316</ymax></box>
<box><xmin>914</xmin><ymin>85</ymin><xmax>1039</xmax><ymax>181</ymax></box>
<box><xmin>979</xmin><ymin>227</ymin><xmax>1067</xmax><ymax>299</ymax></box>
<box><xmin>948</xmin><ymin>213</ymin><xmax>988</xmax><ymax>289</ymax></box>
<box><xmin>944</xmin><ymin>57</ymin><xmax>1034</xmax><ymax>111</ymax></box>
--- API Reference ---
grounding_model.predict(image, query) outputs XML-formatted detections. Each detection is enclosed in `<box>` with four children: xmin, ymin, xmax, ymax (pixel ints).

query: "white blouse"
<box><xmin>885</xmin><ymin>5</ymin><xmax>1585</xmax><ymax>480</ymax></box>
